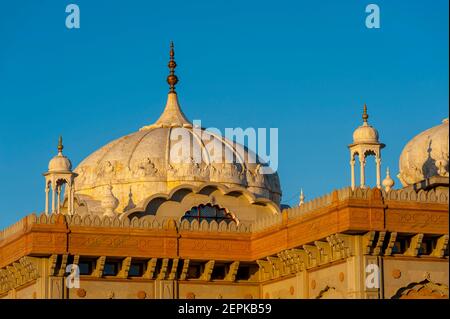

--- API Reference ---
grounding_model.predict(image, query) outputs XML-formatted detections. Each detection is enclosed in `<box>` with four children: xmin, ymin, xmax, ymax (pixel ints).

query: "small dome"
<box><xmin>353</xmin><ymin>123</ymin><xmax>380</xmax><ymax>144</ymax></box>
<box><xmin>48</xmin><ymin>154</ymin><xmax>72</xmax><ymax>172</ymax></box>
<box><xmin>398</xmin><ymin>118</ymin><xmax>449</xmax><ymax>187</ymax></box>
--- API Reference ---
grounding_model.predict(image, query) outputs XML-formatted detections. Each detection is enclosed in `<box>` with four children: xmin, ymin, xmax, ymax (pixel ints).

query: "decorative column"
<box><xmin>51</xmin><ymin>182</ymin><xmax>56</xmax><ymax>213</ymax></box>
<box><xmin>359</xmin><ymin>156</ymin><xmax>366</xmax><ymax>188</ymax></box>
<box><xmin>375</xmin><ymin>156</ymin><xmax>381</xmax><ymax>189</ymax></box>
<box><xmin>56</xmin><ymin>184</ymin><xmax>61</xmax><ymax>214</ymax></box>
<box><xmin>45</xmin><ymin>184</ymin><xmax>49</xmax><ymax>214</ymax></box>
<box><xmin>350</xmin><ymin>158</ymin><xmax>356</xmax><ymax>190</ymax></box>
<box><xmin>67</xmin><ymin>183</ymin><xmax>72</xmax><ymax>215</ymax></box>
<box><xmin>71</xmin><ymin>186</ymin><xmax>75</xmax><ymax>215</ymax></box>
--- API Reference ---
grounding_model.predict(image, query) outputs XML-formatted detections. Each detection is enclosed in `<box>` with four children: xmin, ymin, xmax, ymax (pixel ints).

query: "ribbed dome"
<box><xmin>398</xmin><ymin>118</ymin><xmax>449</xmax><ymax>187</ymax></box>
<box><xmin>73</xmin><ymin>93</ymin><xmax>281</xmax><ymax>212</ymax></box>
<box><xmin>352</xmin><ymin>123</ymin><xmax>379</xmax><ymax>144</ymax></box>
<box><xmin>49</xmin><ymin>155</ymin><xmax>72</xmax><ymax>172</ymax></box>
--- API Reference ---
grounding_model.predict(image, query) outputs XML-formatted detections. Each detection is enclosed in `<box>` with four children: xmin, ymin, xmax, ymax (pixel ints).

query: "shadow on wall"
<box><xmin>391</xmin><ymin>279</ymin><xmax>449</xmax><ymax>299</ymax></box>
<box><xmin>422</xmin><ymin>141</ymin><xmax>439</xmax><ymax>179</ymax></box>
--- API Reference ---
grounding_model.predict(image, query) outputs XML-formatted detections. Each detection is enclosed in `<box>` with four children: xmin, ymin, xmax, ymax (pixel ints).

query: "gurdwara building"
<box><xmin>0</xmin><ymin>44</ymin><xmax>448</xmax><ymax>299</ymax></box>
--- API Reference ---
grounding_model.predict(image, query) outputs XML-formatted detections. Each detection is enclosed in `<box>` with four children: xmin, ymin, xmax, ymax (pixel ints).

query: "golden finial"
<box><xmin>167</xmin><ymin>41</ymin><xmax>178</xmax><ymax>93</ymax></box>
<box><xmin>362</xmin><ymin>103</ymin><xmax>369</xmax><ymax>123</ymax></box>
<box><xmin>57</xmin><ymin>136</ymin><xmax>64</xmax><ymax>153</ymax></box>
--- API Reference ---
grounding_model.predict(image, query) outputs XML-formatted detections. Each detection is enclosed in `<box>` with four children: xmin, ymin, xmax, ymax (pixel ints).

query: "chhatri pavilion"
<box><xmin>0</xmin><ymin>44</ymin><xmax>448</xmax><ymax>299</ymax></box>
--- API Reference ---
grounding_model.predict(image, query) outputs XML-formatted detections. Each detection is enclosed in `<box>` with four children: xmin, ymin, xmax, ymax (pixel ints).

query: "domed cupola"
<box><xmin>348</xmin><ymin>104</ymin><xmax>385</xmax><ymax>189</ymax></box>
<box><xmin>72</xmin><ymin>43</ymin><xmax>282</xmax><ymax>212</ymax></box>
<box><xmin>43</xmin><ymin>136</ymin><xmax>77</xmax><ymax>215</ymax></box>
<box><xmin>352</xmin><ymin>107</ymin><xmax>380</xmax><ymax>144</ymax></box>
<box><xmin>398</xmin><ymin>118</ymin><xmax>449</xmax><ymax>187</ymax></box>
<box><xmin>48</xmin><ymin>136</ymin><xmax>72</xmax><ymax>172</ymax></box>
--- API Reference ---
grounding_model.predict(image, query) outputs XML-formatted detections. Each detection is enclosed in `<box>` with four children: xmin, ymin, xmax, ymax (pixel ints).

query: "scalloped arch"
<box><xmin>122</xmin><ymin>182</ymin><xmax>280</xmax><ymax>220</ymax></box>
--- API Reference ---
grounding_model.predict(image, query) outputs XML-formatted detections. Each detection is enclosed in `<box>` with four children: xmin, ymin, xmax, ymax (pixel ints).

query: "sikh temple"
<box><xmin>0</xmin><ymin>44</ymin><xmax>448</xmax><ymax>299</ymax></box>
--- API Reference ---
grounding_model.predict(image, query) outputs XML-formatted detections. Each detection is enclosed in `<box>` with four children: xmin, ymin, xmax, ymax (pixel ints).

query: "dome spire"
<box><xmin>362</xmin><ymin>103</ymin><xmax>369</xmax><ymax>124</ymax></box>
<box><xmin>57</xmin><ymin>136</ymin><xmax>64</xmax><ymax>155</ymax></box>
<box><xmin>140</xmin><ymin>42</ymin><xmax>191</xmax><ymax>130</ymax></box>
<box><xmin>167</xmin><ymin>41</ymin><xmax>178</xmax><ymax>94</ymax></box>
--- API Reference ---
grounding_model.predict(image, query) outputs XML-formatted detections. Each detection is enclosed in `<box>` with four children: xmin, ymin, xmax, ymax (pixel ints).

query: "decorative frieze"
<box><xmin>0</xmin><ymin>257</ymin><xmax>39</xmax><ymax>294</ymax></box>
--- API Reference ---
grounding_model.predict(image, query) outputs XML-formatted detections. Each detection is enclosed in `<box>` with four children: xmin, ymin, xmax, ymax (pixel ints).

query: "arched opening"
<box><xmin>351</xmin><ymin>148</ymin><xmax>381</xmax><ymax>189</ymax></box>
<box><xmin>181</xmin><ymin>204</ymin><xmax>236</xmax><ymax>224</ymax></box>
<box><xmin>363</xmin><ymin>150</ymin><xmax>378</xmax><ymax>188</ymax></box>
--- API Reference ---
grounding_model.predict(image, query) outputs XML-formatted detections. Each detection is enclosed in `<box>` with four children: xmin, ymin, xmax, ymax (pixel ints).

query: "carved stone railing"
<box><xmin>0</xmin><ymin>218</ymin><xmax>27</xmax><ymax>242</ymax></box>
<box><xmin>382</xmin><ymin>188</ymin><xmax>449</xmax><ymax>204</ymax></box>
<box><xmin>286</xmin><ymin>192</ymin><xmax>334</xmax><ymax>220</ymax></box>
<box><xmin>64</xmin><ymin>214</ymin><xmax>251</xmax><ymax>233</ymax></box>
<box><xmin>0</xmin><ymin>213</ymin><xmax>57</xmax><ymax>242</ymax></box>
<box><xmin>66</xmin><ymin>214</ymin><xmax>170</xmax><ymax>229</ymax></box>
<box><xmin>250</xmin><ymin>214</ymin><xmax>283</xmax><ymax>232</ymax></box>
<box><xmin>336</xmin><ymin>186</ymin><xmax>370</xmax><ymax>200</ymax></box>
<box><xmin>1</xmin><ymin>186</ymin><xmax>448</xmax><ymax>243</ymax></box>
<box><xmin>179</xmin><ymin>219</ymin><xmax>250</xmax><ymax>233</ymax></box>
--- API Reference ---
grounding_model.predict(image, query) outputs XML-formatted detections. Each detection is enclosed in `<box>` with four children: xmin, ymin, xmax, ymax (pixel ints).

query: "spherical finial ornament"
<box><xmin>167</xmin><ymin>41</ymin><xmax>178</xmax><ymax>93</ymax></box>
<box><xmin>167</xmin><ymin>74</ymin><xmax>178</xmax><ymax>90</ymax></box>
<box><xmin>382</xmin><ymin>167</ymin><xmax>395</xmax><ymax>192</ymax></box>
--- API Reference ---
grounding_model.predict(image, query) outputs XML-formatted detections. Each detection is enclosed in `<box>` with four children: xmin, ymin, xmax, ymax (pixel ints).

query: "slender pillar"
<box><xmin>375</xmin><ymin>156</ymin><xmax>381</xmax><ymax>189</ymax></box>
<box><xmin>71</xmin><ymin>186</ymin><xmax>75</xmax><ymax>215</ymax></box>
<box><xmin>45</xmin><ymin>184</ymin><xmax>49</xmax><ymax>214</ymax></box>
<box><xmin>51</xmin><ymin>185</ymin><xmax>56</xmax><ymax>213</ymax></box>
<box><xmin>57</xmin><ymin>185</ymin><xmax>61</xmax><ymax>214</ymax></box>
<box><xmin>350</xmin><ymin>159</ymin><xmax>356</xmax><ymax>190</ymax></box>
<box><xmin>67</xmin><ymin>182</ymin><xmax>74</xmax><ymax>215</ymax></box>
<box><xmin>359</xmin><ymin>156</ymin><xmax>366</xmax><ymax>188</ymax></box>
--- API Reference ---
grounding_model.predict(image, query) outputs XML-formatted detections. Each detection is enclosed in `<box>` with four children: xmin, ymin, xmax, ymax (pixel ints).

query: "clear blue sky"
<box><xmin>0</xmin><ymin>0</ymin><xmax>448</xmax><ymax>229</ymax></box>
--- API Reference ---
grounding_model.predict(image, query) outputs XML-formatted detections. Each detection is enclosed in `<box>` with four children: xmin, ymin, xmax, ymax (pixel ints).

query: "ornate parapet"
<box><xmin>179</xmin><ymin>219</ymin><xmax>250</xmax><ymax>233</ymax></box>
<box><xmin>382</xmin><ymin>188</ymin><xmax>449</xmax><ymax>204</ymax></box>
<box><xmin>251</xmin><ymin>214</ymin><xmax>283</xmax><ymax>232</ymax></box>
<box><xmin>0</xmin><ymin>213</ymin><xmax>68</xmax><ymax>269</ymax></box>
<box><xmin>286</xmin><ymin>192</ymin><xmax>334</xmax><ymax>220</ymax></box>
<box><xmin>66</xmin><ymin>214</ymin><xmax>178</xmax><ymax>230</ymax></box>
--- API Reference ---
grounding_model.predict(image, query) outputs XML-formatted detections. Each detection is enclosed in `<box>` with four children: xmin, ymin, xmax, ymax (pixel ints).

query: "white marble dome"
<box><xmin>353</xmin><ymin>123</ymin><xmax>380</xmax><ymax>144</ymax></box>
<box><xmin>398</xmin><ymin>118</ymin><xmax>449</xmax><ymax>187</ymax></box>
<box><xmin>48</xmin><ymin>154</ymin><xmax>72</xmax><ymax>172</ymax></box>
<box><xmin>73</xmin><ymin>93</ymin><xmax>281</xmax><ymax>211</ymax></box>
